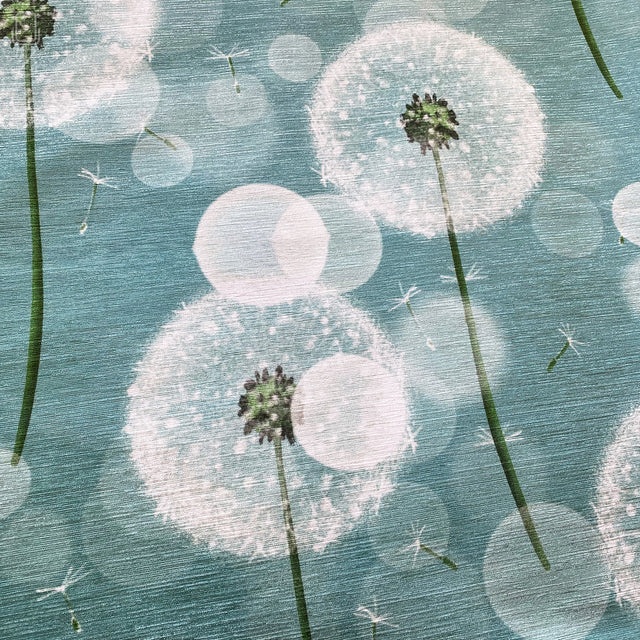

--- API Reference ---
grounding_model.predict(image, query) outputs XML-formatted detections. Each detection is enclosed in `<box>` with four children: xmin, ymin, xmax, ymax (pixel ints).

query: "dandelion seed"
<box><xmin>136</xmin><ymin>39</ymin><xmax>156</xmax><ymax>63</ymax></box>
<box><xmin>402</xmin><ymin>523</ymin><xmax>458</xmax><ymax>571</ymax></box>
<box><xmin>406</xmin><ymin>425</ymin><xmax>422</xmax><ymax>455</ymax></box>
<box><xmin>310</xmin><ymin>164</ymin><xmax>333</xmax><ymax>188</ymax></box>
<box><xmin>355</xmin><ymin>599</ymin><xmax>398</xmax><ymax>640</ymax></box>
<box><xmin>474</xmin><ymin>426</ymin><xmax>523</xmax><ymax>448</ymax></box>
<box><xmin>388</xmin><ymin>283</ymin><xmax>421</xmax><ymax>316</ymax></box>
<box><xmin>36</xmin><ymin>566</ymin><xmax>90</xmax><ymax>634</ymax></box>
<box><xmin>78</xmin><ymin>163</ymin><xmax>117</xmax><ymax>235</ymax></box>
<box><xmin>620</xmin><ymin>236</ymin><xmax>626</xmax><ymax>245</ymax></box>
<box><xmin>208</xmin><ymin>45</ymin><xmax>249</xmax><ymax>94</ymax></box>
<box><xmin>547</xmin><ymin>324</ymin><xmax>585</xmax><ymax>372</ymax></box>
<box><xmin>441</xmin><ymin>263</ymin><xmax>486</xmax><ymax>283</ymax></box>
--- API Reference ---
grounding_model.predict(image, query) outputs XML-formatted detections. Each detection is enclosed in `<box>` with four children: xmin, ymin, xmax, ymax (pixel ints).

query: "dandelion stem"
<box><xmin>431</xmin><ymin>146</ymin><xmax>550</xmax><ymax>571</ymax></box>
<box><xmin>62</xmin><ymin>592</ymin><xmax>81</xmax><ymax>633</ymax></box>
<box><xmin>418</xmin><ymin>543</ymin><xmax>458</xmax><ymax>571</ymax></box>
<box><xmin>371</xmin><ymin>621</ymin><xmax>376</xmax><ymax>640</ymax></box>
<box><xmin>227</xmin><ymin>57</ymin><xmax>241</xmax><ymax>93</ymax></box>
<box><xmin>12</xmin><ymin>43</ymin><xmax>44</xmax><ymax>467</ymax></box>
<box><xmin>280</xmin><ymin>0</ymin><xmax>292</xmax><ymax>5</ymax></box>
<box><xmin>571</xmin><ymin>0</ymin><xmax>622</xmax><ymax>99</ymax></box>
<box><xmin>143</xmin><ymin>127</ymin><xmax>177</xmax><ymax>151</ymax></box>
<box><xmin>547</xmin><ymin>340</ymin><xmax>570</xmax><ymax>372</ymax></box>
<box><xmin>274</xmin><ymin>436</ymin><xmax>313</xmax><ymax>640</ymax></box>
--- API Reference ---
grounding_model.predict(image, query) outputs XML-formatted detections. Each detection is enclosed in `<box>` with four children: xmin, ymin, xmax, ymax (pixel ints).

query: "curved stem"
<box><xmin>274</xmin><ymin>437</ymin><xmax>313</xmax><ymax>640</ymax></box>
<box><xmin>431</xmin><ymin>147</ymin><xmax>550</xmax><ymax>571</ymax></box>
<box><xmin>571</xmin><ymin>0</ymin><xmax>622</xmax><ymax>99</ymax></box>
<box><xmin>12</xmin><ymin>43</ymin><xmax>44</xmax><ymax>467</ymax></box>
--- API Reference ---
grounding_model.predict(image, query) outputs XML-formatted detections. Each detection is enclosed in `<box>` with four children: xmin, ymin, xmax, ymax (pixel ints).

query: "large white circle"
<box><xmin>44</xmin><ymin>48</ymin><xmax>160</xmax><ymax>143</ymax></box>
<box><xmin>193</xmin><ymin>184</ymin><xmax>329</xmax><ymax>307</ymax></box>
<box><xmin>391</xmin><ymin>294</ymin><xmax>507</xmax><ymax>401</ymax></box>
<box><xmin>367</xmin><ymin>482</ymin><xmax>450</xmax><ymax>571</ymax></box>
<box><xmin>531</xmin><ymin>190</ymin><xmax>603</xmax><ymax>258</ymax></box>
<box><xmin>309</xmin><ymin>195</ymin><xmax>382</xmax><ymax>293</ymax></box>
<box><xmin>613</xmin><ymin>182</ymin><xmax>640</xmax><ymax>246</ymax></box>
<box><xmin>0</xmin><ymin>450</ymin><xmax>30</xmax><ymax>520</ymax></box>
<box><xmin>596</xmin><ymin>406</ymin><xmax>640</xmax><ymax>608</ymax></box>
<box><xmin>292</xmin><ymin>353</ymin><xmax>408</xmax><ymax>472</ymax></box>
<box><xmin>131</xmin><ymin>133</ymin><xmax>194</xmax><ymax>188</ymax></box>
<box><xmin>483</xmin><ymin>503</ymin><xmax>610</xmax><ymax>640</ymax></box>
<box><xmin>309</xmin><ymin>22</ymin><xmax>545</xmax><ymax>237</ymax></box>
<box><xmin>268</xmin><ymin>34</ymin><xmax>322</xmax><ymax>83</ymax></box>
<box><xmin>124</xmin><ymin>291</ymin><xmax>407</xmax><ymax>558</ymax></box>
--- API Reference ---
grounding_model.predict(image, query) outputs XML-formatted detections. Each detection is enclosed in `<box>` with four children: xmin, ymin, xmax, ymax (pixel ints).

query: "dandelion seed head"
<box><xmin>124</xmin><ymin>291</ymin><xmax>406</xmax><ymax>558</ymax></box>
<box><xmin>595</xmin><ymin>406</ymin><xmax>640</xmax><ymax>609</ymax></box>
<box><xmin>310</xmin><ymin>22</ymin><xmax>545</xmax><ymax>237</ymax></box>
<box><xmin>0</xmin><ymin>0</ymin><xmax>56</xmax><ymax>49</ymax></box>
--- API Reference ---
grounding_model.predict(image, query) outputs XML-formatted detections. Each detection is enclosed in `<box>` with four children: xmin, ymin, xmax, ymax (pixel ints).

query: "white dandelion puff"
<box><xmin>595</xmin><ymin>406</ymin><xmax>640</xmax><ymax>609</ymax></box>
<box><xmin>124</xmin><ymin>291</ymin><xmax>408</xmax><ymax>559</ymax></box>
<box><xmin>309</xmin><ymin>22</ymin><xmax>545</xmax><ymax>237</ymax></box>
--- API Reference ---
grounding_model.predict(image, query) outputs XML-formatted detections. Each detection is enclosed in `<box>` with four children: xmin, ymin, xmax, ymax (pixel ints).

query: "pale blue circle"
<box><xmin>131</xmin><ymin>133</ymin><xmax>194</xmax><ymax>188</ymax></box>
<box><xmin>484</xmin><ymin>503</ymin><xmax>610</xmax><ymax>640</ymax></box>
<box><xmin>531</xmin><ymin>190</ymin><xmax>603</xmax><ymax>258</ymax></box>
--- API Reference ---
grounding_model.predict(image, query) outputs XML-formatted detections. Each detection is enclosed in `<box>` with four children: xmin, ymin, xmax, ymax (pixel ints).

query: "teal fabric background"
<box><xmin>1</xmin><ymin>0</ymin><xmax>640</xmax><ymax>638</ymax></box>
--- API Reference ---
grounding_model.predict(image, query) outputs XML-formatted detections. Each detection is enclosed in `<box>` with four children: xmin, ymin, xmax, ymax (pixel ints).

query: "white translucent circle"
<box><xmin>368</xmin><ymin>482</ymin><xmax>450</xmax><ymax>571</ymax></box>
<box><xmin>82</xmin><ymin>443</ymin><xmax>200</xmax><ymax>588</ymax></box>
<box><xmin>0</xmin><ymin>450</ymin><xmax>30</xmax><ymax>520</ymax></box>
<box><xmin>268</xmin><ymin>34</ymin><xmax>322</xmax><ymax>83</ymax></box>
<box><xmin>353</xmin><ymin>0</ymin><xmax>489</xmax><ymax>22</ymax></box>
<box><xmin>206</xmin><ymin>75</ymin><xmax>269</xmax><ymax>128</ymax></box>
<box><xmin>613</xmin><ymin>182</ymin><xmax>640</xmax><ymax>246</ymax></box>
<box><xmin>531</xmin><ymin>190</ymin><xmax>603</xmax><ymax>257</ymax></box>
<box><xmin>310</xmin><ymin>22</ymin><xmax>545</xmax><ymax>237</ymax></box>
<box><xmin>44</xmin><ymin>48</ymin><xmax>160</xmax><ymax>143</ymax></box>
<box><xmin>0</xmin><ymin>510</ymin><xmax>72</xmax><ymax>586</ymax></box>
<box><xmin>131</xmin><ymin>133</ymin><xmax>194</xmax><ymax>188</ymax></box>
<box><xmin>0</xmin><ymin>0</ymin><xmax>158</xmax><ymax>130</ymax></box>
<box><xmin>596</xmin><ymin>406</ymin><xmax>640</xmax><ymax>608</ymax></box>
<box><xmin>292</xmin><ymin>354</ymin><xmax>408</xmax><ymax>472</ymax></box>
<box><xmin>124</xmin><ymin>291</ymin><xmax>407</xmax><ymax>558</ymax></box>
<box><xmin>484</xmin><ymin>503</ymin><xmax>610</xmax><ymax>640</ymax></box>
<box><xmin>361</xmin><ymin>0</ymin><xmax>440</xmax><ymax>33</ymax></box>
<box><xmin>406</xmin><ymin>380</ymin><xmax>457</xmax><ymax>463</ymax></box>
<box><xmin>623</xmin><ymin>256</ymin><xmax>640</xmax><ymax>315</ymax></box>
<box><xmin>87</xmin><ymin>0</ymin><xmax>158</xmax><ymax>46</ymax></box>
<box><xmin>308</xmin><ymin>195</ymin><xmax>382</xmax><ymax>293</ymax></box>
<box><xmin>193</xmin><ymin>184</ymin><xmax>330</xmax><ymax>307</ymax></box>
<box><xmin>391</xmin><ymin>294</ymin><xmax>506</xmax><ymax>401</ymax></box>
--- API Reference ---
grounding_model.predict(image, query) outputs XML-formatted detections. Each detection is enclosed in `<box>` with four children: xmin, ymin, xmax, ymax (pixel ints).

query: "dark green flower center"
<box><xmin>0</xmin><ymin>0</ymin><xmax>55</xmax><ymax>49</ymax></box>
<box><xmin>238</xmin><ymin>366</ymin><xmax>296</xmax><ymax>445</ymax></box>
<box><xmin>400</xmin><ymin>93</ymin><xmax>459</xmax><ymax>153</ymax></box>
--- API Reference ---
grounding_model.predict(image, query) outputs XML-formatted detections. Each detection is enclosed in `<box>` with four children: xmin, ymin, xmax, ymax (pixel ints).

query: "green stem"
<box><xmin>227</xmin><ymin>57</ymin><xmax>240</xmax><ymax>94</ymax></box>
<box><xmin>12</xmin><ymin>44</ymin><xmax>44</xmax><ymax>467</ymax></box>
<box><xmin>547</xmin><ymin>340</ymin><xmax>570</xmax><ymax>372</ymax></box>
<box><xmin>274</xmin><ymin>436</ymin><xmax>312</xmax><ymax>640</ymax></box>
<box><xmin>143</xmin><ymin>127</ymin><xmax>177</xmax><ymax>151</ymax></box>
<box><xmin>418</xmin><ymin>543</ymin><xmax>458</xmax><ymax>571</ymax></box>
<box><xmin>62</xmin><ymin>592</ymin><xmax>81</xmax><ymax>633</ymax></box>
<box><xmin>371</xmin><ymin>621</ymin><xmax>376</xmax><ymax>640</ymax></box>
<box><xmin>431</xmin><ymin>147</ymin><xmax>550</xmax><ymax>571</ymax></box>
<box><xmin>571</xmin><ymin>0</ymin><xmax>622</xmax><ymax>99</ymax></box>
